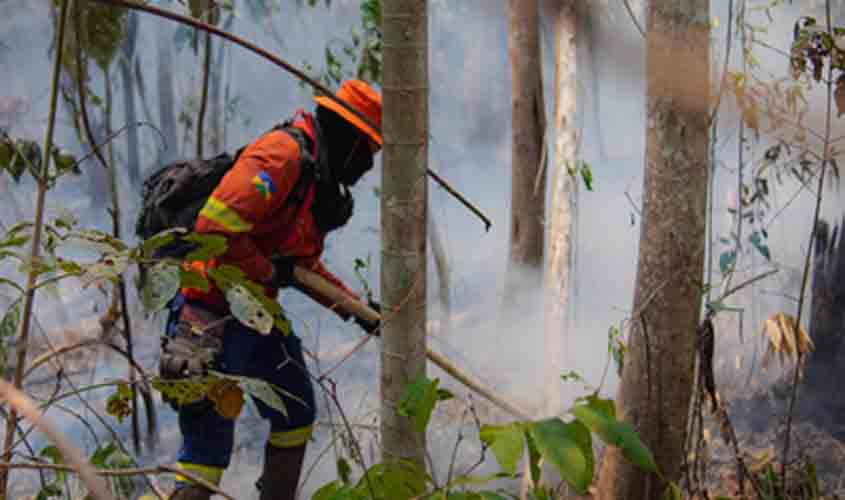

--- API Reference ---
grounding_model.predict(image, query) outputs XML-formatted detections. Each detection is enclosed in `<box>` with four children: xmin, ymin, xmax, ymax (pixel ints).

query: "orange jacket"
<box><xmin>181</xmin><ymin>112</ymin><xmax>358</xmax><ymax>315</ymax></box>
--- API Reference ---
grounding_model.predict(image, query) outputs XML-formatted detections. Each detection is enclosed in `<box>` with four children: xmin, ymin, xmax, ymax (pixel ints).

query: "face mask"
<box><xmin>337</xmin><ymin>136</ymin><xmax>374</xmax><ymax>186</ymax></box>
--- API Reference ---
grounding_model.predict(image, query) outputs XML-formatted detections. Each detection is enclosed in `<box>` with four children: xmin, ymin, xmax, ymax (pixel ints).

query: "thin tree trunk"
<box><xmin>543</xmin><ymin>0</ymin><xmax>577</xmax><ymax>419</ymax></box>
<box><xmin>0</xmin><ymin>0</ymin><xmax>70</xmax><ymax>495</ymax></box>
<box><xmin>507</xmin><ymin>0</ymin><xmax>546</xmax><ymax>284</ymax></box>
<box><xmin>119</xmin><ymin>11</ymin><xmax>140</xmax><ymax>185</ymax></box>
<box><xmin>156</xmin><ymin>21</ymin><xmax>178</xmax><ymax>165</ymax></box>
<box><xmin>380</xmin><ymin>0</ymin><xmax>428</xmax><ymax>466</ymax></box>
<box><xmin>196</xmin><ymin>0</ymin><xmax>212</xmax><ymax>158</ymax></box>
<box><xmin>595</xmin><ymin>2</ymin><xmax>710</xmax><ymax>498</ymax></box>
<box><xmin>429</xmin><ymin>215</ymin><xmax>451</xmax><ymax>332</ymax></box>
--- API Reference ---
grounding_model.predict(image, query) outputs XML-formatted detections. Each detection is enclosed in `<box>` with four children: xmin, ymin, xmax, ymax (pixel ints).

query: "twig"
<box><xmin>86</xmin><ymin>0</ymin><xmax>493</xmax><ymax>231</ymax></box>
<box><xmin>781</xmin><ymin>0</ymin><xmax>834</xmax><ymax>488</ymax></box>
<box><xmin>623</xmin><ymin>0</ymin><xmax>645</xmax><ymax>38</ymax></box>
<box><xmin>0</xmin><ymin>380</ymin><xmax>113</xmax><ymax>499</ymax></box>
<box><xmin>0</xmin><ymin>0</ymin><xmax>70</xmax><ymax>495</ymax></box>
<box><xmin>196</xmin><ymin>0</ymin><xmax>212</xmax><ymax>157</ymax></box>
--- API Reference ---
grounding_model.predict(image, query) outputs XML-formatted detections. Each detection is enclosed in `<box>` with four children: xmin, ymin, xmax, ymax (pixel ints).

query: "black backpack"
<box><xmin>134</xmin><ymin>124</ymin><xmax>316</xmax><ymax>259</ymax></box>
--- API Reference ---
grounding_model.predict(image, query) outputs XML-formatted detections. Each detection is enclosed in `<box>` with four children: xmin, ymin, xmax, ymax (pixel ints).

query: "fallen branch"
<box><xmin>0</xmin><ymin>461</ymin><xmax>230</xmax><ymax>500</ymax></box>
<box><xmin>0</xmin><ymin>380</ymin><xmax>113</xmax><ymax>500</ymax></box>
<box><xmin>293</xmin><ymin>267</ymin><xmax>533</xmax><ymax>420</ymax></box>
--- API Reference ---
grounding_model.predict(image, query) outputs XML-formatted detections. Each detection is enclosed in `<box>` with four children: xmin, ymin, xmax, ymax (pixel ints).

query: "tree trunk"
<box><xmin>380</xmin><ymin>0</ymin><xmax>428</xmax><ymax>466</ymax></box>
<box><xmin>595</xmin><ymin>1</ymin><xmax>710</xmax><ymax>498</ymax></box>
<box><xmin>156</xmin><ymin>21</ymin><xmax>178</xmax><ymax>165</ymax></box>
<box><xmin>507</xmin><ymin>0</ymin><xmax>546</xmax><ymax>284</ymax></box>
<box><xmin>119</xmin><ymin>11</ymin><xmax>140</xmax><ymax>186</ymax></box>
<box><xmin>543</xmin><ymin>0</ymin><xmax>577</xmax><ymax>418</ymax></box>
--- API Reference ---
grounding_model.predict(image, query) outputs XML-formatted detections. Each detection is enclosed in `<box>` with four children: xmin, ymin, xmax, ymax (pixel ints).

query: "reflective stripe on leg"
<box><xmin>175</xmin><ymin>461</ymin><xmax>224</xmax><ymax>486</ymax></box>
<box><xmin>268</xmin><ymin>424</ymin><xmax>314</xmax><ymax>448</ymax></box>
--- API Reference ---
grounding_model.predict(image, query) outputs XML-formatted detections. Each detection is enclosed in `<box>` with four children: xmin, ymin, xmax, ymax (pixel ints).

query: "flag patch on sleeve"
<box><xmin>252</xmin><ymin>171</ymin><xmax>276</xmax><ymax>202</ymax></box>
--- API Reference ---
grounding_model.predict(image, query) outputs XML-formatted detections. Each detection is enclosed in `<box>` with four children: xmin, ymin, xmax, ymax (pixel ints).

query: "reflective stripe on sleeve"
<box><xmin>199</xmin><ymin>196</ymin><xmax>254</xmax><ymax>233</ymax></box>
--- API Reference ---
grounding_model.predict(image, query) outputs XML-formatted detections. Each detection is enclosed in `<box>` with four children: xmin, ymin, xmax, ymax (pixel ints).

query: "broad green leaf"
<box><xmin>208</xmin><ymin>264</ymin><xmax>289</xmax><ymax>334</ymax></box>
<box><xmin>70</xmin><ymin>229</ymin><xmax>127</xmax><ymax>251</ymax></box>
<box><xmin>35</xmin><ymin>483</ymin><xmax>63</xmax><ymax>500</ymax></box>
<box><xmin>79</xmin><ymin>252</ymin><xmax>130</xmax><ymax>288</ymax></box>
<box><xmin>142</xmin><ymin>262</ymin><xmax>181</xmax><ymax>311</ymax></box>
<box><xmin>479</xmin><ymin>423</ymin><xmax>525</xmax><ymax>476</ymax></box>
<box><xmin>313</xmin><ymin>481</ymin><xmax>357</xmax><ymax>500</ymax></box>
<box><xmin>180</xmin><ymin>267</ymin><xmax>210</xmax><ymax>292</ymax></box>
<box><xmin>398</xmin><ymin>375</ymin><xmax>441</xmax><ymax>434</ymax></box>
<box><xmin>528</xmin><ymin>418</ymin><xmax>593</xmax><ymax>494</ymax></box>
<box><xmin>447</xmin><ymin>472</ymin><xmax>510</xmax><ymax>488</ymax></box>
<box><xmin>337</xmin><ymin>456</ymin><xmax>352</xmax><ymax>484</ymax></box>
<box><xmin>141</xmin><ymin>228</ymin><xmax>184</xmax><ymax>257</ymax></box>
<box><xmin>478</xmin><ymin>492</ymin><xmax>509</xmax><ymax>500</ymax></box>
<box><xmin>355</xmin><ymin>459</ymin><xmax>429</xmax><ymax>500</ymax></box>
<box><xmin>524</xmin><ymin>430</ymin><xmax>542</xmax><ymax>484</ymax></box>
<box><xmin>571</xmin><ymin>404</ymin><xmax>658</xmax><ymax>473</ymax></box>
<box><xmin>226</xmin><ymin>284</ymin><xmax>274</xmax><ymax>334</ymax></box>
<box><xmin>211</xmin><ymin>372</ymin><xmax>291</xmax><ymax>419</ymax></box>
<box><xmin>184</xmin><ymin>233</ymin><xmax>228</xmax><ymax>262</ymax></box>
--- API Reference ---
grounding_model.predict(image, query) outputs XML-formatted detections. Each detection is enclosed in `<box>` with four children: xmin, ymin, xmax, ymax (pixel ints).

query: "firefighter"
<box><xmin>164</xmin><ymin>80</ymin><xmax>382</xmax><ymax>500</ymax></box>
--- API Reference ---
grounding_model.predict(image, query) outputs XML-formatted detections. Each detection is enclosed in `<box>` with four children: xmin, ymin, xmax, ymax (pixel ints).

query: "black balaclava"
<box><xmin>315</xmin><ymin>105</ymin><xmax>375</xmax><ymax>187</ymax></box>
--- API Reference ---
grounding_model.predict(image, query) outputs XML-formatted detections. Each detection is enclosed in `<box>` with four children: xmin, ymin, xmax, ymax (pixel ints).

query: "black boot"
<box><xmin>257</xmin><ymin>443</ymin><xmax>307</xmax><ymax>500</ymax></box>
<box><xmin>169</xmin><ymin>484</ymin><xmax>212</xmax><ymax>500</ymax></box>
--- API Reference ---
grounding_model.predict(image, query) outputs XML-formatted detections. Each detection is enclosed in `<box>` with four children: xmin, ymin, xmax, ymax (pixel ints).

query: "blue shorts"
<box><xmin>165</xmin><ymin>295</ymin><xmax>316</xmax><ymax>485</ymax></box>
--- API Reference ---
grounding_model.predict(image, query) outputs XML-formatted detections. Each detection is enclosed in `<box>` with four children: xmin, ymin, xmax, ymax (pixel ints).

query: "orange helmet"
<box><xmin>313</xmin><ymin>80</ymin><xmax>382</xmax><ymax>150</ymax></box>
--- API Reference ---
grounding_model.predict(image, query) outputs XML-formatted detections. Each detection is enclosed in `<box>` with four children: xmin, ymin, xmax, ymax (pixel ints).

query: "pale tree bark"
<box><xmin>507</xmin><ymin>0</ymin><xmax>546</xmax><ymax>289</ymax></box>
<box><xmin>595</xmin><ymin>1</ymin><xmax>710</xmax><ymax>498</ymax></box>
<box><xmin>156</xmin><ymin>22</ymin><xmax>178</xmax><ymax>165</ymax></box>
<box><xmin>119</xmin><ymin>11</ymin><xmax>140</xmax><ymax>186</ymax></box>
<box><xmin>543</xmin><ymin>0</ymin><xmax>577</xmax><ymax>419</ymax></box>
<box><xmin>380</xmin><ymin>0</ymin><xmax>428</xmax><ymax>466</ymax></box>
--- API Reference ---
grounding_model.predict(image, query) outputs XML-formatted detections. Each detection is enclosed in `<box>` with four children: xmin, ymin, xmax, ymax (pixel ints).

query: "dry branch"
<box><xmin>293</xmin><ymin>266</ymin><xmax>534</xmax><ymax>420</ymax></box>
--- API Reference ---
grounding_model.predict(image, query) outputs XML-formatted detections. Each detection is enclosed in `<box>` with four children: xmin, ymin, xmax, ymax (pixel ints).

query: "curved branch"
<box><xmin>0</xmin><ymin>380</ymin><xmax>114</xmax><ymax>500</ymax></box>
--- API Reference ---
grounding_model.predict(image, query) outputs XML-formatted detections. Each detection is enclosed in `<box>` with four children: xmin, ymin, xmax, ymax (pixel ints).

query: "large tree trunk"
<box><xmin>543</xmin><ymin>0</ymin><xmax>577</xmax><ymax>418</ymax></box>
<box><xmin>595</xmin><ymin>1</ymin><xmax>710</xmax><ymax>498</ymax></box>
<box><xmin>380</xmin><ymin>0</ymin><xmax>428</xmax><ymax>466</ymax></box>
<box><xmin>507</xmin><ymin>0</ymin><xmax>546</xmax><ymax>288</ymax></box>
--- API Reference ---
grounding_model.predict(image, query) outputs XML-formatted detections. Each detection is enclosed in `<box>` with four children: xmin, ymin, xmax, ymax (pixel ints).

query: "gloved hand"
<box><xmin>265</xmin><ymin>254</ymin><xmax>297</xmax><ymax>289</ymax></box>
<box><xmin>354</xmin><ymin>299</ymin><xmax>381</xmax><ymax>336</ymax></box>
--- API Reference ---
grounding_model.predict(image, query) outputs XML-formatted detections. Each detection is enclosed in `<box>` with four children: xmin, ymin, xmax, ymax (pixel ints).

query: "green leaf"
<box><xmin>398</xmin><ymin>375</ymin><xmax>441</xmax><ymax>434</ymax></box>
<box><xmin>528</xmin><ymin>418</ymin><xmax>593</xmax><ymax>494</ymax></box>
<box><xmin>35</xmin><ymin>483</ymin><xmax>63</xmax><ymax>500</ymax></box>
<box><xmin>226</xmin><ymin>284</ymin><xmax>274</xmax><ymax>334</ymax></box>
<box><xmin>560</xmin><ymin>370</ymin><xmax>586</xmax><ymax>385</ymax></box>
<box><xmin>0</xmin><ymin>301</ymin><xmax>21</xmax><ymax>340</ymax></box>
<box><xmin>141</xmin><ymin>262</ymin><xmax>181</xmax><ymax>311</ymax></box>
<box><xmin>571</xmin><ymin>404</ymin><xmax>658</xmax><ymax>473</ymax></box>
<box><xmin>479</xmin><ymin>423</ymin><xmax>525</xmax><ymax>476</ymax></box>
<box><xmin>582</xmin><ymin>394</ymin><xmax>616</xmax><ymax>419</ymax></box>
<box><xmin>211</xmin><ymin>372</ymin><xmax>291</xmax><ymax>419</ymax></box>
<box><xmin>40</xmin><ymin>445</ymin><xmax>64</xmax><ymax>464</ymax></box>
<box><xmin>208</xmin><ymin>264</ymin><xmax>289</xmax><ymax>334</ymax></box>
<box><xmin>580</xmin><ymin>162</ymin><xmax>594</xmax><ymax>191</ymax></box>
<box><xmin>749</xmin><ymin>231</ymin><xmax>772</xmax><ymax>261</ymax></box>
<box><xmin>89</xmin><ymin>442</ymin><xmax>117</xmax><ymax>467</ymax></box>
<box><xmin>337</xmin><ymin>457</ymin><xmax>352</xmax><ymax>484</ymax></box>
<box><xmin>718</xmin><ymin>250</ymin><xmax>737</xmax><ymax>275</ymax></box>
<box><xmin>141</xmin><ymin>228</ymin><xmax>183</xmax><ymax>257</ymax></box>
<box><xmin>180</xmin><ymin>267</ymin><xmax>210</xmax><ymax>293</ymax></box>
<box><xmin>355</xmin><ymin>459</ymin><xmax>429</xmax><ymax>500</ymax></box>
<box><xmin>524</xmin><ymin>430</ymin><xmax>542</xmax><ymax>484</ymax></box>
<box><xmin>663</xmin><ymin>482</ymin><xmax>682</xmax><ymax>500</ymax></box>
<box><xmin>313</xmin><ymin>481</ymin><xmax>357</xmax><ymax>500</ymax></box>
<box><xmin>478</xmin><ymin>492</ymin><xmax>509</xmax><ymax>500</ymax></box>
<box><xmin>184</xmin><ymin>233</ymin><xmax>228</xmax><ymax>262</ymax></box>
